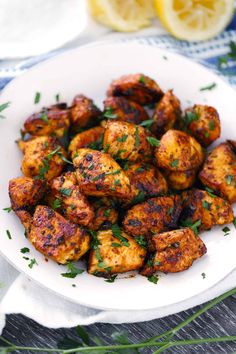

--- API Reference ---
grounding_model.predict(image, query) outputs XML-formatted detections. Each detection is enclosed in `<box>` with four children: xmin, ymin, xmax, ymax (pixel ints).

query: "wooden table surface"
<box><xmin>2</xmin><ymin>294</ymin><xmax>236</xmax><ymax>354</ymax></box>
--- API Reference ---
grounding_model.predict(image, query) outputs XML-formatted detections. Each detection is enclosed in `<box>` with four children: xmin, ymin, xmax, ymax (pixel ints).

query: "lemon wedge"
<box><xmin>154</xmin><ymin>0</ymin><xmax>234</xmax><ymax>41</ymax></box>
<box><xmin>87</xmin><ymin>0</ymin><xmax>155</xmax><ymax>32</ymax></box>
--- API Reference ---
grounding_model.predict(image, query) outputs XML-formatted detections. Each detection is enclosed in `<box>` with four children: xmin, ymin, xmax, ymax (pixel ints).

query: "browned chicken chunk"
<box><xmin>141</xmin><ymin>228</ymin><xmax>207</xmax><ymax>276</ymax></box>
<box><xmin>88</xmin><ymin>198</ymin><xmax>118</xmax><ymax>231</ymax></box>
<box><xmin>49</xmin><ymin>172</ymin><xmax>94</xmax><ymax>226</ymax></box>
<box><xmin>151</xmin><ymin>90</ymin><xmax>181</xmax><ymax>137</ymax></box>
<box><xmin>163</xmin><ymin>169</ymin><xmax>196</xmax><ymax>190</ymax></box>
<box><xmin>183</xmin><ymin>105</ymin><xmax>221</xmax><ymax>147</ymax></box>
<box><xmin>70</xmin><ymin>94</ymin><xmax>101</xmax><ymax>131</ymax></box>
<box><xmin>28</xmin><ymin>205</ymin><xmax>90</xmax><ymax>264</ymax></box>
<box><xmin>73</xmin><ymin>148</ymin><xmax>133</xmax><ymax>200</ymax></box>
<box><xmin>199</xmin><ymin>141</ymin><xmax>236</xmax><ymax>203</ymax></box>
<box><xmin>103</xmin><ymin>96</ymin><xmax>149</xmax><ymax>124</ymax></box>
<box><xmin>9</xmin><ymin>176</ymin><xmax>46</xmax><ymax>211</ymax></box>
<box><xmin>103</xmin><ymin>120</ymin><xmax>152</xmax><ymax>162</ymax></box>
<box><xmin>18</xmin><ymin>136</ymin><xmax>67</xmax><ymax>180</ymax></box>
<box><xmin>23</xmin><ymin>103</ymin><xmax>70</xmax><ymax>138</ymax></box>
<box><xmin>68</xmin><ymin>126</ymin><xmax>104</xmax><ymax>158</ymax></box>
<box><xmin>107</xmin><ymin>73</ymin><xmax>163</xmax><ymax>105</ymax></box>
<box><xmin>180</xmin><ymin>189</ymin><xmax>234</xmax><ymax>231</ymax></box>
<box><xmin>156</xmin><ymin>129</ymin><xmax>204</xmax><ymax>171</ymax></box>
<box><xmin>125</xmin><ymin>162</ymin><xmax>168</xmax><ymax>198</ymax></box>
<box><xmin>123</xmin><ymin>195</ymin><xmax>182</xmax><ymax>237</ymax></box>
<box><xmin>88</xmin><ymin>229</ymin><xmax>146</xmax><ymax>276</ymax></box>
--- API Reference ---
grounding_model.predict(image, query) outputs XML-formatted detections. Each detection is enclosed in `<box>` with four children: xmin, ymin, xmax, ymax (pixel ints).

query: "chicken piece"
<box><xmin>151</xmin><ymin>90</ymin><xmax>181</xmax><ymax>137</ymax></box>
<box><xmin>23</xmin><ymin>103</ymin><xmax>70</xmax><ymax>138</ymax></box>
<box><xmin>103</xmin><ymin>96</ymin><xmax>149</xmax><ymax>124</ymax></box>
<box><xmin>103</xmin><ymin>120</ymin><xmax>152</xmax><ymax>162</ymax></box>
<box><xmin>140</xmin><ymin>228</ymin><xmax>206</xmax><ymax>276</ymax></box>
<box><xmin>107</xmin><ymin>73</ymin><xmax>163</xmax><ymax>105</ymax></box>
<box><xmin>199</xmin><ymin>141</ymin><xmax>236</xmax><ymax>203</ymax></box>
<box><xmin>9</xmin><ymin>176</ymin><xmax>46</xmax><ymax>211</ymax></box>
<box><xmin>180</xmin><ymin>189</ymin><xmax>234</xmax><ymax>231</ymax></box>
<box><xmin>28</xmin><ymin>205</ymin><xmax>90</xmax><ymax>264</ymax></box>
<box><xmin>88</xmin><ymin>198</ymin><xmax>118</xmax><ymax>231</ymax></box>
<box><xmin>183</xmin><ymin>105</ymin><xmax>220</xmax><ymax>147</ymax></box>
<box><xmin>88</xmin><ymin>229</ymin><xmax>146</xmax><ymax>276</ymax></box>
<box><xmin>18</xmin><ymin>136</ymin><xmax>67</xmax><ymax>180</ymax></box>
<box><xmin>123</xmin><ymin>195</ymin><xmax>182</xmax><ymax>237</ymax></box>
<box><xmin>70</xmin><ymin>94</ymin><xmax>101</xmax><ymax>131</ymax></box>
<box><xmin>156</xmin><ymin>129</ymin><xmax>204</xmax><ymax>171</ymax></box>
<box><xmin>163</xmin><ymin>169</ymin><xmax>196</xmax><ymax>190</ymax></box>
<box><xmin>68</xmin><ymin>126</ymin><xmax>104</xmax><ymax>158</ymax></box>
<box><xmin>49</xmin><ymin>172</ymin><xmax>94</xmax><ymax>226</ymax></box>
<box><xmin>73</xmin><ymin>148</ymin><xmax>133</xmax><ymax>200</ymax></box>
<box><xmin>125</xmin><ymin>162</ymin><xmax>168</xmax><ymax>198</ymax></box>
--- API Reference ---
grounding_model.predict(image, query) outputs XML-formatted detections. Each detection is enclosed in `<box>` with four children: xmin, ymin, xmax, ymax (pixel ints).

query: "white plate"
<box><xmin>0</xmin><ymin>42</ymin><xmax>236</xmax><ymax>311</ymax></box>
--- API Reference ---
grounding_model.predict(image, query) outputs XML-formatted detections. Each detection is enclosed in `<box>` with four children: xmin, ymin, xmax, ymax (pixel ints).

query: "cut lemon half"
<box><xmin>154</xmin><ymin>0</ymin><xmax>234</xmax><ymax>41</ymax></box>
<box><xmin>87</xmin><ymin>0</ymin><xmax>155</xmax><ymax>32</ymax></box>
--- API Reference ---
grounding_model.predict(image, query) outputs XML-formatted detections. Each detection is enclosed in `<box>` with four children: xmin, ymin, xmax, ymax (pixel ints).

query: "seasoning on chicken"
<box><xmin>28</xmin><ymin>205</ymin><xmax>90</xmax><ymax>264</ymax></box>
<box><xmin>183</xmin><ymin>105</ymin><xmax>221</xmax><ymax>147</ymax></box>
<box><xmin>88</xmin><ymin>229</ymin><xmax>146</xmax><ymax>277</ymax></box>
<box><xmin>125</xmin><ymin>162</ymin><xmax>168</xmax><ymax>198</ymax></box>
<box><xmin>156</xmin><ymin>129</ymin><xmax>204</xmax><ymax>171</ymax></box>
<box><xmin>180</xmin><ymin>189</ymin><xmax>234</xmax><ymax>231</ymax></box>
<box><xmin>88</xmin><ymin>198</ymin><xmax>118</xmax><ymax>231</ymax></box>
<box><xmin>49</xmin><ymin>171</ymin><xmax>94</xmax><ymax>226</ymax></box>
<box><xmin>68</xmin><ymin>126</ymin><xmax>104</xmax><ymax>158</ymax></box>
<box><xmin>18</xmin><ymin>136</ymin><xmax>67</xmax><ymax>180</ymax></box>
<box><xmin>199</xmin><ymin>141</ymin><xmax>236</xmax><ymax>203</ymax></box>
<box><xmin>70</xmin><ymin>94</ymin><xmax>101</xmax><ymax>131</ymax></box>
<box><xmin>23</xmin><ymin>103</ymin><xmax>70</xmax><ymax>138</ymax></box>
<box><xmin>107</xmin><ymin>73</ymin><xmax>163</xmax><ymax>105</ymax></box>
<box><xmin>140</xmin><ymin>228</ymin><xmax>207</xmax><ymax>276</ymax></box>
<box><xmin>123</xmin><ymin>195</ymin><xmax>182</xmax><ymax>237</ymax></box>
<box><xmin>163</xmin><ymin>169</ymin><xmax>196</xmax><ymax>190</ymax></box>
<box><xmin>73</xmin><ymin>148</ymin><xmax>133</xmax><ymax>200</ymax></box>
<box><xmin>103</xmin><ymin>120</ymin><xmax>152</xmax><ymax>162</ymax></box>
<box><xmin>103</xmin><ymin>96</ymin><xmax>149</xmax><ymax>124</ymax></box>
<box><xmin>151</xmin><ymin>90</ymin><xmax>181</xmax><ymax>137</ymax></box>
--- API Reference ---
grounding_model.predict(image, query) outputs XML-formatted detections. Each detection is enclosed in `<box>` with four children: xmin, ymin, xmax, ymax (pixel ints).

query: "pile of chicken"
<box><xmin>9</xmin><ymin>73</ymin><xmax>236</xmax><ymax>279</ymax></box>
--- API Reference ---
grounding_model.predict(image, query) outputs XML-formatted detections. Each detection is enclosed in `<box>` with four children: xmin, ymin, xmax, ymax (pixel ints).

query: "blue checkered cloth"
<box><xmin>0</xmin><ymin>17</ymin><xmax>236</xmax><ymax>92</ymax></box>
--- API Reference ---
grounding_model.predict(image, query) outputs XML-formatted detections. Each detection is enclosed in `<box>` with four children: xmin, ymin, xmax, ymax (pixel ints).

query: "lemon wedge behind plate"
<box><xmin>88</xmin><ymin>0</ymin><xmax>155</xmax><ymax>32</ymax></box>
<box><xmin>154</xmin><ymin>0</ymin><xmax>234</xmax><ymax>41</ymax></box>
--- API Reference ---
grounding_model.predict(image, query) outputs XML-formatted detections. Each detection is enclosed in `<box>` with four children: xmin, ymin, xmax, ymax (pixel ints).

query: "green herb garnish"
<box><xmin>205</xmin><ymin>187</ymin><xmax>217</xmax><ymax>198</ymax></box>
<box><xmin>140</xmin><ymin>119</ymin><xmax>154</xmax><ymax>129</ymax></box>
<box><xmin>111</xmin><ymin>224</ymin><xmax>129</xmax><ymax>247</ymax></box>
<box><xmin>61</xmin><ymin>263</ymin><xmax>84</xmax><ymax>278</ymax></box>
<box><xmin>117</xmin><ymin>134</ymin><xmax>128</xmax><ymax>142</ymax></box>
<box><xmin>139</xmin><ymin>75</ymin><xmax>145</xmax><ymax>84</ymax></box>
<box><xmin>52</xmin><ymin>199</ymin><xmax>61</xmax><ymax>210</ymax></box>
<box><xmin>111</xmin><ymin>242</ymin><xmax>122</xmax><ymax>248</ymax></box>
<box><xmin>0</xmin><ymin>101</ymin><xmax>11</xmax><ymax>119</ymax></box>
<box><xmin>59</xmin><ymin>188</ymin><xmax>72</xmax><ymax>196</ymax></box>
<box><xmin>146</xmin><ymin>136</ymin><xmax>160</xmax><ymax>147</ymax></box>
<box><xmin>200</xmin><ymin>83</ymin><xmax>217</xmax><ymax>91</ymax></box>
<box><xmin>183</xmin><ymin>111</ymin><xmax>198</xmax><ymax>126</ymax></box>
<box><xmin>209</xmin><ymin>120</ymin><xmax>215</xmax><ymax>130</ymax></box>
<box><xmin>135</xmin><ymin>126</ymin><xmax>140</xmax><ymax>147</ymax></box>
<box><xmin>201</xmin><ymin>272</ymin><xmax>206</xmax><ymax>279</ymax></box>
<box><xmin>105</xmin><ymin>275</ymin><xmax>117</xmax><ymax>283</ymax></box>
<box><xmin>134</xmin><ymin>236</ymin><xmax>147</xmax><ymax>249</ymax></box>
<box><xmin>170</xmin><ymin>159</ymin><xmax>179</xmax><ymax>168</ymax></box>
<box><xmin>21</xmin><ymin>247</ymin><xmax>30</xmax><ymax>254</ymax></box>
<box><xmin>226</xmin><ymin>175</ymin><xmax>233</xmax><ymax>185</ymax></box>
<box><xmin>222</xmin><ymin>226</ymin><xmax>230</xmax><ymax>236</ymax></box>
<box><xmin>147</xmin><ymin>275</ymin><xmax>159</xmax><ymax>284</ymax></box>
<box><xmin>6</xmin><ymin>230</ymin><xmax>12</xmax><ymax>239</ymax></box>
<box><xmin>40</xmin><ymin>111</ymin><xmax>49</xmax><ymax>123</ymax></box>
<box><xmin>202</xmin><ymin>201</ymin><xmax>211</xmax><ymax>210</ymax></box>
<box><xmin>55</xmin><ymin>93</ymin><xmax>60</xmax><ymax>102</ymax></box>
<box><xmin>3</xmin><ymin>207</ymin><xmax>12</xmax><ymax>213</ymax></box>
<box><xmin>104</xmin><ymin>107</ymin><xmax>117</xmax><ymax>119</ymax></box>
<box><xmin>28</xmin><ymin>258</ymin><xmax>38</xmax><ymax>269</ymax></box>
<box><xmin>34</xmin><ymin>92</ymin><xmax>41</xmax><ymax>104</ymax></box>
<box><xmin>181</xmin><ymin>219</ymin><xmax>201</xmax><ymax>235</ymax></box>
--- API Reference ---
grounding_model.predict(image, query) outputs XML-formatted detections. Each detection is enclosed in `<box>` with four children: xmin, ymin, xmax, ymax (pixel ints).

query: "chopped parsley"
<box><xmin>47</xmin><ymin>146</ymin><xmax>62</xmax><ymax>161</ymax></box>
<box><xmin>58</xmin><ymin>153</ymin><xmax>73</xmax><ymax>165</ymax></box>
<box><xmin>52</xmin><ymin>199</ymin><xmax>61</xmax><ymax>210</ymax></box>
<box><xmin>134</xmin><ymin>236</ymin><xmax>147</xmax><ymax>249</ymax></box>
<box><xmin>61</xmin><ymin>263</ymin><xmax>84</xmax><ymax>278</ymax></box>
<box><xmin>218</xmin><ymin>41</ymin><xmax>236</xmax><ymax>69</ymax></box>
<box><xmin>140</xmin><ymin>119</ymin><xmax>154</xmax><ymax>129</ymax></box>
<box><xmin>226</xmin><ymin>175</ymin><xmax>233</xmax><ymax>185</ymax></box>
<box><xmin>104</xmin><ymin>107</ymin><xmax>117</xmax><ymax>119</ymax></box>
<box><xmin>170</xmin><ymin>159</ymin><xmax>179</xmax><ymax>168</ymax></box>
<box><xmin>103</xmin><ymin>144</ymin><xmax>110</xmax><ymax>153</ymax></box>
<box><xmin>114</xmin><ymin>179</ymin><xmax>121</xmax><ymax>186</ymax></box>
<box><xmin>209</xmin><ymin>120</ymin><xmax>215</xmax><ymax>130</ymax></box>
<box><xmin>28</xmin><ymin>258</ymin><xmax>38</xmax><ymax>269</ymax></box>
<box><xmin>0</xmin><ymin>101</ymin><xmax>11</xmax><ymax>119</ymax></box>
<box><xmin>59</xmin><ymin>188</ymin><xmax>72</xmax><ymax>196</ymax></box>
<box><xmin>222</xmin><ymin>226</ymin><xmax>230</xmax><ymax>236</ymax></box>
<box><xmin>136</xmin><ymin>166</ymin><xmax>145</xmax><ymax>173</ymax></box>
<box><xmin>34</xmin><ymin>92</ymin><xmax>41</xmax><ymax>104</ymax></box>
<box><xmin>20</xmin><ymin>247</ymin><xmax>30</xmax><ymax>254</ymax></box>
<box><xmin>202</xmin><ymin>201</ymin><xmax>211</xmax><ymax>210</ymax></box>
<box><xmin>167</xmin><ymin>207</ymin><xmax>173</xmax><ymax>216</ymax></box>
<box><xmin>3</xmin><ymin>207</ymin><xmax>12</xmax><ymax>213</ymax></box>
<box><xmin>139</xmin><ymin>75</ymin><xmax>146</xmax><ymax>84</ymax></box>
<box><xmin>40</xmin><ymin>111</ymin><xmax>49</xmax><ymax>123</ymax></box>
<box><xmin>104</xmin><ymin>209</ymin><xmax>111</xmax><ymax>217</ymax></box>
<box><xmin>105</xmin><ymin>275</ymin><xmax>117</xmax><ymax>283</ymax></box>
<box><xmin>181</xmin><ymin>219</ymin><xmax>201</xmax><ymax>235</ymax></box>
<box><xmin>200</xmin><ymin>83</ymin><xmax>217</xmax><ymax>91</ymax></box>
<box><xmin>111</xmin><ymin>224</ymin><xmax>130</xmax><ymax>247</ymax></box>
<box><xmin>6</xmin><ymin>230</ymin><xmax>12</xmax><ymax>239</ymax></box>
<box><xmin>155</xmin><ymin>260</ymin><xmax>161</xmax><ymax>266</ymax></box>
<box><xmin>55</xmin><ymin>93</ymin><xmax>60</xmax><ymax>102</ymax></box>
<box><xmin>183</xmin><ymin>111</ymin><xmax>198</xmax><ymax>126</ymax></box>
<box><xmin>135</xmin><ymin>127</ymin><xmax>140</xmax><ymax>147</ymax></box>
<box><xmin>89</xmin><ymin>230</ymin><xmax>101</xmax><ymax>250</ymax></box>
<box><xmin>132</xmin><ymin>191</ymin><xmax>146</xmax><ymax>204</ymax></box>
<box><xmin>111</xmin><ymin>242</ymin><xmax>122</xmax><ymax>248</ymax></box>
<box><xmin>146</xmin><ymin>136</ymin><xmax>160</xmax><ymax>147</ymax></box>
<box><xmin>117</xmin><ymin>134</ymin><xmax>128</xmax><ymax>142</ymax></box>
<box><xmin>201</xmin><ymin>272</ymin><xmax>206</xmax><ymax>279</ymax></box>
<box><xmin>205</xmin><ymin>187</ymin><xmax>217</xmax><ymax>198</ymax></box>
<box><xmin>147</xmin><ymin>275</ymin><xmax>159</xmax><ymax>284</ymax></box>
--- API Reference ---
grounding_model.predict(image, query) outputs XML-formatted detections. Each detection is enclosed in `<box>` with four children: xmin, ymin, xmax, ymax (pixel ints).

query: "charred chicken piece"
<box><xmin>163</xmin><ymin>169</ymin><xmax>196</xmax><ymax>190</ymax></box>
<box><xmin>70</xmin><ymin>94</ymin><xmax>101</xmax><ymax>131</ymax></box>
<box><xmin>68</xmin><ymin>126</ymin><xmax>104</xmax><ymax>158</ymax></box>
<box><xmin>88</xmin><ymin>198</ymin><xmax>118</xmax><ymax>231</ymax></box>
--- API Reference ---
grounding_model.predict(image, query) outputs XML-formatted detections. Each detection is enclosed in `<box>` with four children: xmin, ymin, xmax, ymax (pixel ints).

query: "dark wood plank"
<box><xmin>2</xmin><ymin>296</ymin><xmax>236</xmax><ymax>354</ymax></box>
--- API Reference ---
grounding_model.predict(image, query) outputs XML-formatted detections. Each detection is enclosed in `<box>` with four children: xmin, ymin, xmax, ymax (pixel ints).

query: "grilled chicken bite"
<box><xmin>88</xmin><ymin>198</ymin><xmax>118</xmax><ymax>230</ymax></box>
<box><xmin>123</xmin><ymin>195</ymin><xmax>182</xmax><ymax>237</ymax></box>
<box><xmin>125</xmin><ymin>162</ymin><xmax>168</xmax><ymax>198</ymax></box>
<box><xmin>156</xmin><ymin>129</ymin><xmax>204</xmax><ymax>171</ymax></box>
<box><xmin>88</xmin><ymin>229</ymin><xmax>146</xmax><ymax>276</ymax></box>
<box><xmin>181</xmin><ymin>189</ymin><xmax>234</xmax><ymax>231</ymax></box>
<box><xmin>70</xmin><ymin>94</ymin><xmax>101</xmax><ymax>131</ymax></box>
<box><xmin>68</xmin><ymin>126</ymin><xmax>104</xmax><ymax>158</ymax></box>
<box><xmin>163</xmin><ymin>169</ymin><xmax>196</xmax><ymax>190</ymax></box>
<box><xmin>9</xmin><ymin>176</ymin><xmax>46</xmax><ymax>211</ymax></box>
<box><xmin>73</xmin><ymin>148</ymin><xmax>133</xmax><ymax>200</ymax></box>
<box><xmin>107</xmin><ymin>73</ymin><xmax>163</xmax><ymax>105</ymax></box>
<box><xmin>49</xmin><ymin>172</ymin><xmax>94</xmax><ymax>226</ymax></box>
<box><xmin>18</xmin><ymin>136</ymin><xmax>67</xmax><ymax>180</ymax></box>
<box><xmin>151</xmin><ymin>90</ymin><xmax>181</xmax><ymax>137</ymax></box>
<box><xmin>103</xmin><ymin>120</ymin><xmax>152</xmax><ymax>162</ymax></box>
<box><xmin>103</xmin><ymin>96</ymin><xmax>149</xmax><ymax>124</ymax></box>
<box><xmin>23</xmin><ymin>103</ymin><xmax>70</xmax><ymax>137</ymax></box>
<box><xmin>199</xmin><ymin>141</ymin><xmax>236</xmax><ymax>203</ymax></box>
<box><xmin>141</xmin><ymin>228</ymin><xmax>206</xmax><ymax>276</ymax></box>
<box><xmin>28</xmin><ymin>205</ymin><xmax>90</xmax><ymax>264</ymax></box>
<box><xmin>183</xmin><ymin>105</ymin><xmax>220</xmax><ymax>147</ymax></box>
